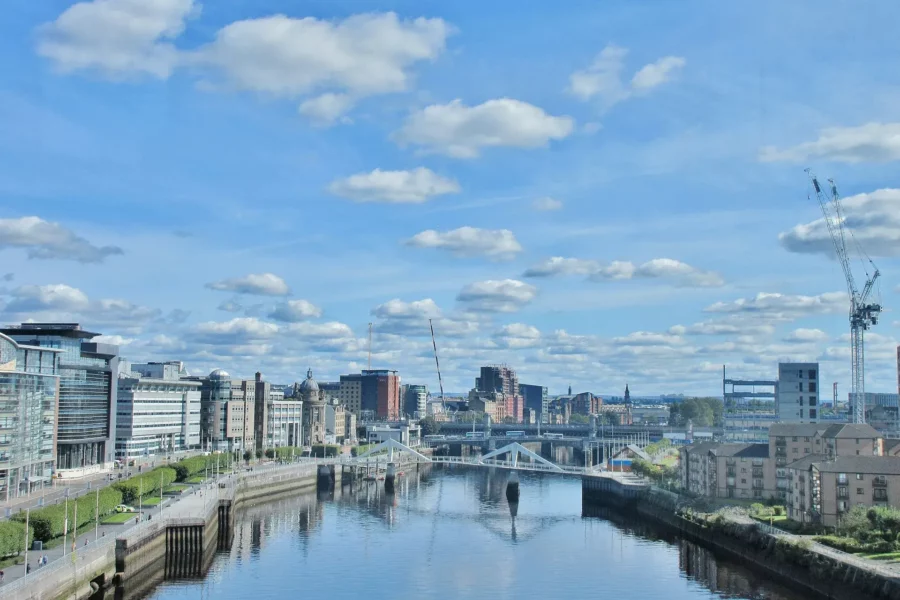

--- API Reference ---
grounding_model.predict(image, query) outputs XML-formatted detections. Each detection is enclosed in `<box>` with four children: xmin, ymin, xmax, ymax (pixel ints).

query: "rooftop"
<box><xmin>1</xmin><ymin>322</ymin><xmax>100</xmax><ymax>339</ymax></box>
<box><xmin>814</xmin><ymin>455</ymin><xmax>900</xmax><ymax>476</ymax></box>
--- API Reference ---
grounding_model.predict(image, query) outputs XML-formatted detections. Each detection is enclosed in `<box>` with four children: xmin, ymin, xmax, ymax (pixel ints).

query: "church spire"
<box><xmin>624</xmin><ymin>383</ymin><xmax>631</xmax><ymax>404</ymax></box>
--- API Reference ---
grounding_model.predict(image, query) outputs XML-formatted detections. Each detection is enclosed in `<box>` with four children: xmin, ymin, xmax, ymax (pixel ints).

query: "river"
<box><xmin>122</xmin><ymin>466</ymin><xmax>811</xmax><ymax>600</ymax></box>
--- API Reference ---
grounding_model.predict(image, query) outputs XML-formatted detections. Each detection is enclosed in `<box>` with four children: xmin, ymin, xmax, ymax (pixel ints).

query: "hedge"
<box><xmin>113</xmin><ymin>467</ymin><xmax>177</xmax><ymax>505</ymax></box>
<box><xmin>172</xmin><ymin>455</ymin><xmax>229</xmax><ymax>482</ymax></box>
<box><xmin>0</xmin><ymin>521</ymin><xmax>32</xmax><ymax>558</ymax></box>
<box><xmin>13</xmin><ymin>487</ymin><xmax>122</xmax><ymax>542</ymax></box>
<box><xmin>351</xmin><ymin>444</ymin><xmax>377</xmax><ymax>457</ymax></box>
<box><xmin>310</xmin><ymin>444</ymin><xmax>340</xmax><ymax>458</ymax></box>
<box><xmin>273</xmin><ymin>447</ymin><xmax>303</xmax><ymax>461</ymax></box>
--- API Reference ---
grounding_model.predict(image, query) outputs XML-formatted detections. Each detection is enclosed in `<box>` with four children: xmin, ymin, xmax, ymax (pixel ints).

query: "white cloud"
<box><xmin>205</xmin><ymin>273</ymin><xmax>291</xmax><ymax>296</ymax></box>
<box><xmin>269</xmin><ymin>299</ymin><xmax>323</xmax><ymax>322</ymax></box>
<box><xmin>0</xmin><ymin>216</ymin><xmax>122</xmax><ymax>263</ymax></box>
<box><xmin>36</xmin><ymin>0</ymin><xmax>197</xmax><ymax>78</ymax></box>
<box><xmin>406</xmin><ymin>227</ymin><xmax>522</xmax><ymax>259</ymax></box>
<box><xmin>532</xmin><ymin>197</ymin><xmax>563</xmax><ymax>211</ymax></box>
<box><xmin>760</xmin><ymin>123</ymin><xmax>900</xmax><ymax>163</ymax></box>
<box><xmin>784</xmin><ymin>328</ymin><xmax>830</xmax><ymax>343</ymax></box>
<box><xmin>298</xmin><ymin>93</ymin><xmax>354</xmax><ymax>126</ymax></box>
<box><xmin>669</xmin><ymin>318</ymin><xmax>775</xmax><ymax>337</ymax></box>
<box><xmin>613</xmin><ymin>331</ymin><xmax>685</xmax><ymax>347</ymax></box>
<box><xmin>779</xmin><ymin>188</ymin><xmax>900</xmax><ymax>257</ymax></box>
<box><xmin>631</xmin><ymin>56</ymin><xmax>687</xmax><ymax>92</ymax></box>
<box><xmin>704</xmin><ymin>292</ymin><xmax>846</xmax><ymax>318</ymax></box>
<box><xmin>494</xmin><ymin>323</ymin><xmax>542</xmax><ymax>349</ymax></box>
<box><xmin>217</xmin><ymin>301</ymin><xmax>243</xmax><ymax>313</ymax></box>
<box><xmin>193</xmin><ymin>317</ymin><xmax>279</xmax><ymax>343</ymax></box>
<box><xmin>328</xmin><ymin>167</ymin><xmax>459</xmax><ymax>204</ymax></box>
<box><xmin>523</xmin><ymin>256</ymin><xmax>723</xmax><ymax>287</ymax></box>
<box><xmin>5</xmin><ymin>284</ymin><xmax>90</xmax><ymax>312</ymax></box>
<box><xmin>372</xmin><ymin>298</ymin><xmax>441</xmax><ymax>320</ymax></box>
<box><xmin>371</xmin><ymin>298</ymin><xmax>478</xmax><ymax>338</ymax></box>
<box><xmin>393</xmin><ymin>98</ymin><xmax>574</xmax><ymax>158</ymax></box>
<box><xmin>456</xmin><ymin>279</ymin><xmax>537</xmax><ymax>313</ymax></box>
<box><xmin>568</xmin><ymin>44</ymin><xmax>685</xmax><ymax>107</ymax></box>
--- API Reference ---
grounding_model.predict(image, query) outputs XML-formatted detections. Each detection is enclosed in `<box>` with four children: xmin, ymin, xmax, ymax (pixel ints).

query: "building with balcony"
<box><xmin>679</xmin><ymin>442</ymin><xmax>775</xmax><ymax>500</ymax></box>
<box><xmin>402</xmin><ymin>384</ymin><xmax>427</xmax><ymax>419</ymax></box>
<box><xmin>0</xmin><ymin>323</ymin><xmax>119</xmax><ymax>471</ymax></box>
<box><xmin>785</xmin><ymin>455</ymin><xmax>900</xmax><ymax>526</ymax></box>
<box><xmin>0</xmin><ymin>333</ymin><xmax>60</xmax><ymax>500</ymax></box>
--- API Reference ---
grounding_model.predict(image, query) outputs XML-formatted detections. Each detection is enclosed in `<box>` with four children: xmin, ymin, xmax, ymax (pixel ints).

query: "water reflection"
<box><xmin>122</xmin><ymin>467</ymin><xmax>813</xmax><ymax>600</ymax></box>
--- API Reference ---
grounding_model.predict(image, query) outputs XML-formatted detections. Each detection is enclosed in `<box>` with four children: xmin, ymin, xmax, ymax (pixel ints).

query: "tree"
<box><xmin>419</xmin><ymin>416</ymin><xmax>442</xmax><ymax>436</ymax></box>
<box><xmin>669</xmin><ymin>397</ymin><xmax>724</xmax><ymax>427</ymax></box>
<box><xmin>569</xmin><ymin>413</ymin><xmax>590</xmax><ymax>424</ymax></box>
<box><xmin>243</xmin><ymin>450</ymin><xmax>253</xmax><ymax>462</ymax></box>
<box><xmin>600</xmin><ymin>412</ymin><xmax>620</xmax><ymax>426</ymax></box>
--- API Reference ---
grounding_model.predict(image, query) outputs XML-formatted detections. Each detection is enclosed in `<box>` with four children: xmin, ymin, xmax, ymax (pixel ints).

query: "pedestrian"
<box><xmin>25</xmin><ymin>564</ymin><xmax>30</xmax><ymax>575</ymax></box>
<box><xmin>84</xmin><ymin>538</ymin><xmax>88</xmax><ymax>547</ymax></box>
<box><xmin>1</xmin><ymin>569</ymin><xmax>6</xmax><ymax>583</ymax></box>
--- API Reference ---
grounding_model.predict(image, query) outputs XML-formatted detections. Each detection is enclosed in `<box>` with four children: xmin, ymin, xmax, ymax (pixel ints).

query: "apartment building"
<box><xmin>770</xmin><ymin>422</ymin><xmax>882</xmax><ymax>500</ymax></box>
<box><xmin>679</xmin><ymin>442</ymin><xmax>775</xmax><ymax>500</ymax></box>
<box><xmin>776</xmin><ymin>363</ymin><xmax>819</xmax><ymax>422</ymax></box>
<box><xmin>786</xmin><ymin>455</ymin><xmax>900</xmax><ymax>526</ymax></box>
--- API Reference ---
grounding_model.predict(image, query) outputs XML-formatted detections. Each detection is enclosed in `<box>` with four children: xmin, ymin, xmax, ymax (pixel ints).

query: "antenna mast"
<box><xmin>429</xmin><ymin>319</ymin><xmax>446</xmax><ymax>410</ymax></box>
<box><xmin>367</xmin><ymin>322</ymin><xmax>372</xmax><ymax>370</ymax></box>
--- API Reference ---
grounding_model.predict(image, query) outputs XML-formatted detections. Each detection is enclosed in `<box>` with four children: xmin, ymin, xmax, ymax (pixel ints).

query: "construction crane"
<box><xmin>367</xmin><ymin>322</ymin><xmax>373</xmax><ymax>370</ymax></box>
<box><xmin>428</xmin><ymin>319</ymin><xmax>446</xmax><ymax>411</ymax></box>
<box><xmin>807</xmin><ymin>170</ymin><xmax>881</xmax><ymax>424</ymax></box>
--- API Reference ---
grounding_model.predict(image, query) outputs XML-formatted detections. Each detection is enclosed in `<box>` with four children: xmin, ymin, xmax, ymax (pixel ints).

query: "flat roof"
<box><xmin>1</xmin><ymin>323</ymin><xmax>100</xmax><ymax>339</ymax></box>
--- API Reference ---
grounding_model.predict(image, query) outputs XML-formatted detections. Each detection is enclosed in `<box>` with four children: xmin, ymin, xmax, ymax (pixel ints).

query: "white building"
<box><xmin>116</xmin><ymin>366</ymin><xmax>201</xmax><ymax>459</ymax></box>
<box><xmin>776</xmin><ymin>362</ymin><xmax>820</xmax><ymax>423</ymax></box>
<box><xmin>267</xmin><ymin>391</ymin><xmax>303</xmax><ymax>448</ymax></box>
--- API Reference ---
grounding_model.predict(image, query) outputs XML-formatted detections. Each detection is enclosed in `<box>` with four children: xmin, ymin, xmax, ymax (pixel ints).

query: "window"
<box><xmin>809</xmin><ymin>370</ymin><xmax>816</xmax><ymax>380</ymax></box>
<box><xmin>809</xmin><ymin>397</ymin><xmax>816</xmax><ymax>406</ymax></box>
<box><xmin>810</xmin><ymin>409</ymin><xmax>817</xmax><ymax>419</ymax></box>
<box><xmin>804</xmin><ymin>437</ymin><xmax>810</xmax><ymax>442</ymax></box>
<box><xmin>856</xmin><ymin>473</ymin><xmax>864</xmax><ymax>480</ymax></box>
<box><xmin>856</xmin><ymin>439</ymin><xmax>860</xmax><ymax>444</ymax></box>
<box><xmin>793</xmin><ymin>448</ymin><xmax>798</xmax><ymax>454</ymax></box>
<box><xmin>798</xmin><ymin>370</ymin><xmax>803</xmax><ymax>378</ymax></box>
<box><xmin>741</xmin><ymin>479</ymin><xmax>747</xmax><ymax>484</ymax></box>
<box><xmin>799</xmin><ymin>382</ymin><xmax>804</xmax><ymax>392</ymax></box>
<box><xmin>792</xmin><ymin>437</ymin><xmax>798</xmax><ymax>442</ymax></box>
<box><xmin>857</xmin><ymin>488</ymin><xmax>864</xmax><ymax>495</ymax></box>
<box><xmin>809</xmin><ymin>382</ymin><xmax>817</xmax><ymax>393</ymax></box>
<box><xmin>838</xmin><ymin>486</ymin><xmax>849</xmax><ymax>498</ymax></box>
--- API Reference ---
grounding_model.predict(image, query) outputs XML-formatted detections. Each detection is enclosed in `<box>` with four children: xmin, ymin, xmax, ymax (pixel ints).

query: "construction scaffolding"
<box><xmin>723</xmin><ymin>366</ymin><xmax>776</xmax><ymax>442</ymax></box>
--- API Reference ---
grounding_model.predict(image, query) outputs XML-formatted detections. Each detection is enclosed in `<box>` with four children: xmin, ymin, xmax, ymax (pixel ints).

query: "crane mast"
<box><xmin>807</xmin><ymin>171</ymin><xmax>881</xmax><ymax>424</ymax></box>
<box><xmin>429</xmin><ymin>319</ymin><xmax>446</xmax><ymax>411</ymax></box>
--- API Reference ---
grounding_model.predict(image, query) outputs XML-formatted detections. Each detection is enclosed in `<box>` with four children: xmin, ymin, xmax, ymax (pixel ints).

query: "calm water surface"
<box><xmin>133</xmin><ymin>466</ymin><xmax>810</xmax><ymax>600</ymax></box>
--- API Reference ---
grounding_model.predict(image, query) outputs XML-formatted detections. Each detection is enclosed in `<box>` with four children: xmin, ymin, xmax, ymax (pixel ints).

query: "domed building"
<box><xmin>300</xmin><ymin>368</ymin><xmax>326</xmax><ymax>447</ymax></box>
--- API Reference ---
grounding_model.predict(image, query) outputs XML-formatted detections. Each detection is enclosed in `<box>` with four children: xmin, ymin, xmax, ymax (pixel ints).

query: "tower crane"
<box><xmin>807</xmin><ymin>170</ymin><xmax>881</xmax><ymax>424</ymax></box>
<box><xmin>429</xmin><ymin>318</ymin><xmax>446</xmax><ymax>411</ymax></box>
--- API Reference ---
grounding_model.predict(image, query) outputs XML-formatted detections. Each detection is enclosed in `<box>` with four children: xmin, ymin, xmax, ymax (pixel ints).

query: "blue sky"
<box><xmin>1</xmin><ymin>0</ymin><xmax>899</xmax><ymax>396</ymax></box>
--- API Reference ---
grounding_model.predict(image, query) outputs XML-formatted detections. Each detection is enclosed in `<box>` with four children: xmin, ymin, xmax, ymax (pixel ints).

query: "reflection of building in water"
<box><xmin>229</xmin><ymin>493</ymin><xmax>323</xmax><ymax>562</ymax></box>
<box><xmin>678</xmin><ymin>539</ymin><xmax>794</xmax><ymax>600</ymax></box>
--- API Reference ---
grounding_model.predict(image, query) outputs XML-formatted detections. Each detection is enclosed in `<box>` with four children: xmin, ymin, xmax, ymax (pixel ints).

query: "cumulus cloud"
<box><xmin>298</xmin><ymin>93</ymin><xmax>354</xmax><ymax>126</ymax></box>
<box><xmin>5</xmin><ymin>284</ymin><xmax>90</xmax><ymax>312</ymax></box>
<box><xmin>704</xmin><ymin>292</ymin><xmax>846</xmax><ymax>319</ymax></box>
<box><xmin>456</xmin><ymin>279</ymin><xmax>537</xmax><ymax>313</ymax></box>
<box><xmin>393</xmin><ymin>98</ymin><xmax>574</xmax><ymax>158</ymax></box>
<box><xmin>493</xmin><ymin>323</ymin><xmax>542</xmax><ymax>349</ymax></box>
<box><xmin>36</xmin><ymin>0</ymin><xmax>197</xmax><ymax>78</ymax></box>
<box><xmin>779</xmin><ymin>188</ymin><xmax>900</xmax><ymax>257</ymax></box>
<box><xmin>218</xmin><ymin>301</ymin><xmax>243</xmax><ymax>313</ymax></box>
<box><xmin>760</xmin><ymin>123</ymin><xmax>900</xmax><ymax>163</ymax></box>
<box><xmin>371</xmin><ymin>298</ymin><xmax>477</xmax><ymax>338</ymax></box>
<box><xmin>669</xmin><ymin>318</ymin><xmax>775</xmax><ymax>337</ymax></box>
<box><xmin>269</xmin><ymin>299</ymin><xmax>323</xmax><ymax>322</ymax></box>
<box><xmin>328</xmin><ymin>167</ymin><xmax>459</xmax><ymax>203</ymax></box>
<box><xmin>406</xmin><ymin>227</ymin><xmax>522</xmax><ymax>259</ymax></box>
<box><xmin>193</xmin><ymin>317</ymin><xmax>279</xmax><ymax>343</ymax></box>
<box><xmin>532</xmin><ymin>197</ymin><xmax>563</xmax><ymax>211</ymax></box>
<box><xmin>523</xmin><ymin>256</ymin><xmax>723</xmax><ymax>287</ymax></box>
<box><xmin>568</xmin><ymin>44</ymin><xmax>685</xmax><ymax>107</ymax></box>
<box><xmin>0</xmin><ymin>216</ymin><xmax>123</xmax><ymax>263</ymax></box>
<box><xmin>205</xmin><ymin>273</ymin><xmax>291</xmax><ymax>296</ymax></box>
<box><xmin>784</xmin><ymin>328</ymin><xmax>830</xmax><ymax>343</ymax></box>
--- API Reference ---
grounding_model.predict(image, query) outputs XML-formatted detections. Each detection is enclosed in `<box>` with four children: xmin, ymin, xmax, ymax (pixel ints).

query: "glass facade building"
<box><xmin>0</xmin><ymin>332</ymin><xmax>61</xmax><ymax>499</ymax></box>
<box><xmin>0</xmin><ymin>324</ymin><xmax>118</xmax><ymax>470</ymax></box>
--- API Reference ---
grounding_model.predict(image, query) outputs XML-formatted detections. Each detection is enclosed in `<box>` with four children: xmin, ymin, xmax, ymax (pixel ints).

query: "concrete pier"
<box><xmin>506</xmin><ymin>470</ymin><xmax>520</xmax><ymax>502</ymax></box>
<box><xmin>384</xmin><ymin>462</ymin><xmax>396</xmax><ymax>493</ymax></box>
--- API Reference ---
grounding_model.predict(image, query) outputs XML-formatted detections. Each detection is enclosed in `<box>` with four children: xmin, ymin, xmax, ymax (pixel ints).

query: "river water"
<box><xmin>129</xmin><ymin>466</ymin><xmax>810</xmax><ymax>600</ymax></box>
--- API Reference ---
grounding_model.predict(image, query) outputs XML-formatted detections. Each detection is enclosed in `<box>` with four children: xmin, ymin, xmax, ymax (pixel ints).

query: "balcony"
<box><xmin>726</xmin><ymin>469</ymin><xmax>736</xmax><ymax>477</ymax></box>
<box><xmin>874</xmin><ymin>491</ymin><xmax>889</xmax><ymax>503</ymax></box>
<box><xmin>775</xmin><ymin>438</ymin><xmax>786</xmax><ymax>446</ymax></box>
<box><xmin>873</xmin><ymin>477</ymin><xmax>888</xmax><ymax>488</ymax></box>
<box><xmin>752</xmin><ymin>469</ymin><xmax>764</xmax><ymax>478</ymax></box>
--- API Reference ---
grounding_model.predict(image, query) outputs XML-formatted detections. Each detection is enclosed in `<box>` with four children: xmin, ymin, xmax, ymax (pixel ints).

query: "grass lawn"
<box><xmin>101</xmin><ymin>512</ymin><xmax>138</xmax><ymax>525</ymax></box>
<box><xmin>165</xmin><ymin>484</ymin><xmax>188</xmax><ymax>493</ymax></box>
<box><xmin>185</xmin><ymin>476</ymin><xmax>205</xmax><ymax>484</ymax></box>
<box><xmin>140</xmin><ymin>496</ymin><xmax>162</xmax><ymax>507</ymax></box>
<box><xmin>857</xmin><ymin>551</ymin><xmax>900</xmax><ymax>561</ymax></box>
<box><xmin>752</xmin><ymin>514</ymin><xmax>788</xmax><ymax>523</ymax></box>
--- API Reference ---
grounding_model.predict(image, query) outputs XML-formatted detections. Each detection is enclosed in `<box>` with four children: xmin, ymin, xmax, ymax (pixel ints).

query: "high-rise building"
<box><xmin>402</xmin><ymin>384</ymin><xmax>428</xmax><ymax>418</ymax></box>
<box><xmin>1</xmin><ymin>323</ymin><xmax>119</xmax><ymax>470</ymax></box>
<box><xmin>361</xmin><ymin>370</ymin><xmax>401</xmax><ymax>420</ymax></box>
<box><xmin>519</xmin><ymin>384</ymin><xmax>549</xmax><ymax>423</ymax></box>
<box><xmin>476</xmin><ymin>365</ymin><xmax>522</xmax><ymax>423</ymax></box>
<box><xmin>338</xmin><ymin>374</ymin><xmax>363</xmax><ymax>415</ymax></box>
<box><xmin>776</xmin><ymin>363</ymin><xmax>820</xmax><ymax>423</ymax></box>
<box><xmin>0</xmin><ymin>333</ymin><xmax>61</xmax><ymax>499</ymax></box>
<box><xmin>116</xmin><ymin>363</ymin><xmax>201</xmax><ymax>459</ymax></box>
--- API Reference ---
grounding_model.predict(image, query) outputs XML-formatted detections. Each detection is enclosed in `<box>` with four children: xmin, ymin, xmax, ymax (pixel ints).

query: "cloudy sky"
<box><xmin>1</xmin><ymin>0</ymin><xmax>899</xmax><ymax>396</ymax></box>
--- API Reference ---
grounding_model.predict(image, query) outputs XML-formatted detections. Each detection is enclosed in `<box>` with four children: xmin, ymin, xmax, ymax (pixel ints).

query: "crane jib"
<box><xmin>812</xmin><ymin>178</ymin><xmax>821</xmax><ymax>193</ymax></box>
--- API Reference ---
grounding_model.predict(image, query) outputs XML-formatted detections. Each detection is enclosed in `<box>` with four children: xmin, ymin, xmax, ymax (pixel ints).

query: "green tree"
<box><xmin>569</xmin><ymin>413</ymin><xmax>590</xmax><ymax>424</ymax></box>
<box><xmin>419</xmin><ymin>416</ymin><xmax>442</xmax><ymax>436</ymax></box>
<box><xmin>600</xmin><ymin>412</ymin><xmax>620</xmax><ymax>426</ymax></box>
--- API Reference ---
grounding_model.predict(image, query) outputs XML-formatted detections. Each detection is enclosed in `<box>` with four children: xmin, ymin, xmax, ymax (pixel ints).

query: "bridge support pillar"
<box><xmin>317</xmin><ymin>464</ymin><xmax>334</xmax><ymax>490</ymax></box>
<box><xmin>540</xmin><ymin>442</ymin><xmax>552</xmax><ymax>460</ymax></box>
<box><xmin>506</xmin><ymin>470</ymin><xmax>519</xmax><ymax>502</ymax></box>
<box><xmin>384</xmin><ymin>462</ymin><xmax>396</xmax><ymax>493</ymax></box>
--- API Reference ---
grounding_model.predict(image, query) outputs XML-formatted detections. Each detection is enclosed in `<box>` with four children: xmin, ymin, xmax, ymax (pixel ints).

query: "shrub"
<box><xmin>814</xmin><ymin>535</ymin><xmax>862</xmax><ymax>553</ymax></box>
<box><xmin>0</xmin><ymin>520</ymin><xmax>32</xmax><ymax>558</ymax></box>
<box><xmin>265</xmin><ymin>449</ymin><xmax>275</xmax><ymax>459</ymax></box>
<box><xmin>351</xmin><ymin>444</ymin><xmax>377</xmax><ymax>457</ymax></box>
<box><xmin>311</xmin><ymin>444</ymin><xmax>340</xmax><ymax>458</ymax></box>
<box><xmin>113</xmin><ymin>467</ymin><xmax>177</xmax><ymax>505</ymax></box>
<box><xmin>13</xmin><ymin>487</ymin><xmax>122</xmax><ymax>542</ymax></box>
<box><xmin>273</xmin><ymin>447</ymin><xmax>303</xmax><ymax>460</ymax></box>
<box><xmin>773</xmin><ymin>506</ymin><xmax>784</xmax><ymax>516</ymax></box>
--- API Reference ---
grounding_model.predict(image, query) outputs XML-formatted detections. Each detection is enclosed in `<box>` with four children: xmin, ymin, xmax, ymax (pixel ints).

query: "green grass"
<box><xmin>857</xmin><ymin>551</ymin><xmax>900</xmax><ymax>561</ymax></box>
<box><xmin>165</xmin><ymin>484</ymin><xmax>188</xmax><ymax>493</ymax></box>
<box><xmin>101</xmin><ymin>512</ymin><xmax>138</xmax><ymax>524</ymax></box>
<box><xmin>185</xmin><ymin>476</ymin><xmax>206</xmax><ymax>484</ymax></box>
<box><xmin>752</xmin><ymin>514</ymin><xmax>788</xmax><ymax>523</ymax></box>
<box><xmin>139</xmin><ymin>496</ymin><xmax>162</xmax><ymax>507</ymax></box>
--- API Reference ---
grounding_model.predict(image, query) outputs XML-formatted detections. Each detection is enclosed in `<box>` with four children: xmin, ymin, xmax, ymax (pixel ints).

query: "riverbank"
<box><xmin>630</xmin><ymin>487</ymin><xmax>900</xmax><ymax>600</ymax></box>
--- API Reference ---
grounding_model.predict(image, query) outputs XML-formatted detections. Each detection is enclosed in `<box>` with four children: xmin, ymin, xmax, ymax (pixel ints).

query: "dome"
<box><xmin>299</xmin><ymin>368</ymin><xmax>319</xmax><ymax>394</ymax></box>
<box><xmin>209</xmin><ymin>368</ymin><xmax>230</xmax><ymax>380</ymax></box>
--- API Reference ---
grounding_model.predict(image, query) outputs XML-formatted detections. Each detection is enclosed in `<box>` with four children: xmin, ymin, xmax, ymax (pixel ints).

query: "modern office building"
<box><xmin>115</xmin><ymin>365</ymin><xmax>201</xmax><ymax>459</ymax></box>
<box><xmin>362</xmin><ymin>370</ymin><xmax>401</xmax><ymax>420</ymax></box>
<box><xmin>267</xmin><ymin>390</ymin><xmax>303</xmax><ymax>449</ymax></box>
<box><xmin>197</xmin><ymin>370</ymin><xmax>255</xmax><ymax>454</ymax></box>
<box><xmin>0</xmin><ymin>333</ymin><xmax>61</xmax><ymax>499</ymax></box>
<box><xmin>0</xmin><ymin>323</ymin><xmax>119</xmax><ymax>471</ymax></box>
<box><xmin>519</xmin><ymin>384</ymin><xmax>549</xmax><ymax>423</ymax></box>
<box><xmin>338</xmin><ymin>374</ymin><xmax>362</xmax><ymax>415</ymax></box>
<box><xmin>402</xmin><ymin>384</ymin><xmax>428</xmax><ymax>418</ymax></box>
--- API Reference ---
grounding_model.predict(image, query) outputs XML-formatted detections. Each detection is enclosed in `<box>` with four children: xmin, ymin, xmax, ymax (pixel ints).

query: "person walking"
<box><xmin>25</xmin><ymin>563</ymin><xmax>30</xmax><ymax>575</ymax></box>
